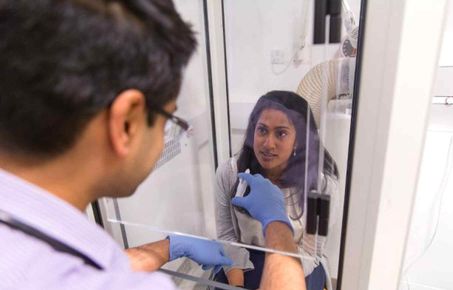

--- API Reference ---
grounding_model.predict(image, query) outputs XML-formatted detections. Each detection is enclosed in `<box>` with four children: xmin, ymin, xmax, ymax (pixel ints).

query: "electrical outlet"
<box><xmin>271</xmin><ymin>49</ymin><xmax>285</xmax><ymax>64</ymax></box>
<box><xmin>294</xmin><ymin>43</ymin><xmax>311</xmax><ymax>65</ymax></box>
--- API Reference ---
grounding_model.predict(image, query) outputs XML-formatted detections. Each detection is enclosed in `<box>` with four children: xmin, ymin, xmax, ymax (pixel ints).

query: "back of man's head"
<box><xmin>0</xmin><ymin>0</ymin><xmax>196</xmax><ymax>159</ymax></box>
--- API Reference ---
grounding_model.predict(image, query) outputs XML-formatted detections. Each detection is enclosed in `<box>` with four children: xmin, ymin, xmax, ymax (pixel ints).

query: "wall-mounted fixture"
<box><xmin>314</xmin><ymin>0</ymin><xmax>342</xmax><ymax>44</ymax></box>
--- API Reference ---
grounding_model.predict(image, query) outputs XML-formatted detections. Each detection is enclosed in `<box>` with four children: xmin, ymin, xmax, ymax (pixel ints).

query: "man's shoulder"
<box><xmin>0</xmin><ymin>224</ymin><xmax>67</xmax><ymax>288</ymax></box>
<box><xmin>0</xmin><ymin>224</ymin><xmax>177</xmax><ymax>290</ymax></box>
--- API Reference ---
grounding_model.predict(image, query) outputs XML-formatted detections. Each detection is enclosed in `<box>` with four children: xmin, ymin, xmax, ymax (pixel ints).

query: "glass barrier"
<box><xmin>109</xmin><ymin>222</ymin><xmax>307</xmax><ymax>290</ymax></box>
<box><xmin>223</xmin><ymin>0</ymin><xmax>361</xmax><ymax>288</ymax></box>
<box><xmin>102</xmin><ymin>0</ymin><xmax>218</xmax><ymax>241</ymax></box>
<box><xmin>99</xmin><ymin>0</ymin><xmax>364</xmax><ymax>289</ymax></box>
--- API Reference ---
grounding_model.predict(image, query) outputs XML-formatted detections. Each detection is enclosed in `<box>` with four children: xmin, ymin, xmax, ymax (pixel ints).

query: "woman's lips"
<box><xmin>260</xmin><ymin>151</ymin><xmax>277</xmax><ymax>161</ymax></box>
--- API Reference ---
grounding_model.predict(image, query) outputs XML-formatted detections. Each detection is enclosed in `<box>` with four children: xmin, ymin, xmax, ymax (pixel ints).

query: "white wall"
<box><xmin>433</xmin><ymin>67</ymin><xmax>453</xmax><ymax>96</ymax></box>
<box><xmin>399</xmin><ymin>5</ymin><xmax>453</xmax><ymax>287</ymax></box>
<box><xmin>224</xmin><ymin>0</ymin><xmax>362</xmax><ymax>105</ymax></box>
<box><xmin>439</xmin><ymin>0</ymin><xmax>453</xmax><ymax>67</ymax></box>
<box><xmin>400</xmin><ymin>104</ymin><xmax>453</xmax><ymax>290</ymax></box>
<box><xmin>224</xmin><ymin>0</ymin><xmax>313</xmax><ymax>102</ymax></box>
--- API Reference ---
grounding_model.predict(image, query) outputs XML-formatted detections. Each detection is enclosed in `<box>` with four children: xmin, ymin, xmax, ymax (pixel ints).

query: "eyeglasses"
<box><xmin>153</xmin><ymin>106</ymin><xmax>190</xmax><ymax>140</ymax></box>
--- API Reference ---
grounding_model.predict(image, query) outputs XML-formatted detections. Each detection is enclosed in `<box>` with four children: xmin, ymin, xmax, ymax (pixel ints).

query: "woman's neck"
<box><xmin>265</xmin><ymin>170</ymin><xmax>282</xmax><ymax>185</ymax></box>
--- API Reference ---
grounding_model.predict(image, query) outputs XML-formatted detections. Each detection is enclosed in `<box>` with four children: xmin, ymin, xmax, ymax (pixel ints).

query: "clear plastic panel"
<box><xmin>101</xmin><ymin>1</ymin><xmax>325</xmax><ymax>255</ymax></box>
<box><xmin>98</xmin><ymin>0</ymin><xmax>363</xmax><ymax>289</ymax></box>
<box><xmin>103</xmin><ymin>125</ymin><xmax>217</xmax><ymax>239</ymax></box>
<box><xmin>102</xmin><ymin>95</ymin><xmax>325</xmax><ymax>261</ymax></box>
<box><xmin>159</xmin><ymin>268</ymin><xmax>244</xmax><ymax>290</ymax></box>
<box><xmin>102</xmin><ymin>0</ymin><xmax>220</xmax><ymax>239</ymax></box>
<box><xmin>223</xmin><ymin>0</ymin><xmax>361</xmax><ymax>287</ymax></box>
<box><xmin>108</xmin><ymin>222</ymin><xmax>307</xmax><ymax>290</ymax></box>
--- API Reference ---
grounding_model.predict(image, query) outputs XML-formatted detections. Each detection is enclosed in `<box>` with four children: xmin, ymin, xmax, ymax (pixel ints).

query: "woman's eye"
<box><xmin>277</xmin><ymin>130</ymin><xmax>288</xmax><ymax>138</ymax></box>
<box><xmin>256</xmin><ymin>127</ymin><xmax>267</xmax><ymax>135</ymax></box>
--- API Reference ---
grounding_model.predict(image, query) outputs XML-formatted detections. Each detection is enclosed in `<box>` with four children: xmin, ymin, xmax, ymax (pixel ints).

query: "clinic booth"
<box><xmin>85</xmin><ymin>0</ymin><xmax>453</xmax><ymax>289</ymax></box>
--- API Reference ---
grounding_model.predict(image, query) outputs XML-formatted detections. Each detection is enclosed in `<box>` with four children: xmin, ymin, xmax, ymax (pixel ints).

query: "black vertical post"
<box><xmin>314</xmin><ymin>0</ymin><xmax>342</xmax><ymax>44</ymax></box>
<box><xmin>90</xmin><ymin>201</ymin><xmax>104</xmax><ymax>227</ymax></box>
<box><xmin>306</xmin><ymin>191</ymin><xmax>319</xmax><ymax>234</ymax></box>
<box><xmin>318</xmin><ymin>195</ymin><xmax>330</xmax><ymax>236</ymax></box>
<box><xmin>314</xmin><ymin>0</ymin><xmax>327</xmax><ymax>44</ymax></box>
<box><xmin>328</xmin><ymin>0</ymin><xmax>342</xmax><ymax>43</ymax></box>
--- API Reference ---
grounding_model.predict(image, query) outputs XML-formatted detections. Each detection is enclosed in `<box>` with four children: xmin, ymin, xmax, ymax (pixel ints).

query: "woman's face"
<box><xmin>253</xmin><ymin>108</ymin><xmax>296</xmax><ymax>177</ymax></box>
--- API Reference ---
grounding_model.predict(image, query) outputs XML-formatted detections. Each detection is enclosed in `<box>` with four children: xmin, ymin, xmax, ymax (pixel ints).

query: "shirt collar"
<box><xmin>0</xmin><ymin>169</ymin><xmax>127</xmax><ymax>270</ymax></box>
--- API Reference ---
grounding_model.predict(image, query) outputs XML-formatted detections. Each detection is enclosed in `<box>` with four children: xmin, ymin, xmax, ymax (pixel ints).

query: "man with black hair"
<box><xmin>0</xmin><ymin>1</ymin><xmax>306</xmax><ymax>289</ymax></box>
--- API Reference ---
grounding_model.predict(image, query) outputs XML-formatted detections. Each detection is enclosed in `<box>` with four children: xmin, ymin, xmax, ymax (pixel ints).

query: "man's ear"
<box><xmin>108</xmin><ymin>89</ymin><xmax>147</xmax><ymax>157</ymax></box>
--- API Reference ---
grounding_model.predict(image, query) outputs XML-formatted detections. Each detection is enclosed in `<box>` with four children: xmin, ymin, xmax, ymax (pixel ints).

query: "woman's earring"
<box><xmin>293</xmin><ymin>146</ymin><xmax>297</xmax><ymax>157</ymax></box>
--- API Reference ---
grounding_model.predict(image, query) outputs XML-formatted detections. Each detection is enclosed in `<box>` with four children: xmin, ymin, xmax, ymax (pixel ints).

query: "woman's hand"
<box><xmin>226</xmin><ymin>268</ymin><xmax>244</xmax><ymax>287</ymax></box>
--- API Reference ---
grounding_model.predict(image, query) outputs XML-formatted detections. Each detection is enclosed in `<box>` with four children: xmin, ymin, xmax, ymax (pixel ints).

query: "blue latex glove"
<box><xmin>168</xmin><ymin>235</ymin><xmax>233</xmax><ymax>274</ymax></box>
<box><xmin>231</xmin><ymin>173</ymin><xmax>292</xmax><ymax>234</ymax></box>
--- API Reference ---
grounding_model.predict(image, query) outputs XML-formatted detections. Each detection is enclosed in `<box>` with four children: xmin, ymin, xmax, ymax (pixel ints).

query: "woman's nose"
<box><xmin>263</xmin><ymin>135</ymin><xmax>276</xmax><ymax>148</ymax></box>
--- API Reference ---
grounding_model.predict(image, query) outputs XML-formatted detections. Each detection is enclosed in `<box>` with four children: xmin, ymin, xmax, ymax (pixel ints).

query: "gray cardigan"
<box><xmin>214</xmin><ymin>157</ymin><xmax>339</xmax><ymax>278</ymax></box>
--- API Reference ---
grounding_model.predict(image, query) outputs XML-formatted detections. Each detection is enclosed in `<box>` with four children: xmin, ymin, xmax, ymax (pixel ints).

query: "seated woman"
<box><xmin>214</xmin><ymin>91</ymin><xmax>339</xmax><ymax>290</ymax></box>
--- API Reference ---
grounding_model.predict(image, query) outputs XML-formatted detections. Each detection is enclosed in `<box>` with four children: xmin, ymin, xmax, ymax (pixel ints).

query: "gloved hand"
<box><xmin>168</xmin><ymin>235</ymin><xmax>233</xmax><ymax>274</ymax></box>
<box><xmin>231</xmin><ymin>173</ymin><xmax>292</xmax><ymax>234</ymax></box>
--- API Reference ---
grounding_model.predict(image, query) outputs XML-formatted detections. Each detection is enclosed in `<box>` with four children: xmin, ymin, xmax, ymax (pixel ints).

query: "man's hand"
<box><xmin>226</xmin><ymin>268</ymin><xmax>244</xmax><ymax>287</ymax></box>
<box><xmin>231</xmin><ymin>173</ymin><xmax>292</xmax><ymax>233</ymax></box>
<box><xmin>261</xmin><ymin>222</ymin><xmax>306</xmax><ymax>290</ymax></box>
<box><xmin>168</xmin><ymin>235</ymin><xmax>233</xmax><ymax>274</ymax></box>
<box><xmin>126</xmin><ymin>239</ymin><xmax>170</xmax><ymax>272</ymax></box>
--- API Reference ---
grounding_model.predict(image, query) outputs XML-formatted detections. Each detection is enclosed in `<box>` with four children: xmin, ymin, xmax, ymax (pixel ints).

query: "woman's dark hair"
<box><xmin>236</xmin><ymin>91</ymin><xmax>339</xmax><ymax>214</ymax></box>
<box><xmin>0</xmin><ymin>0</ymin><xmax>196</xmax><ymax>158</ymax></box>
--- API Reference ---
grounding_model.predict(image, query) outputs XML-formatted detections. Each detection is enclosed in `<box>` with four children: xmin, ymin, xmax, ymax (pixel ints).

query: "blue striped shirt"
<box><xmin>0</xmin><ymin>169</ymin><xmax>176</xmax><ymax>290</ymax></box>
